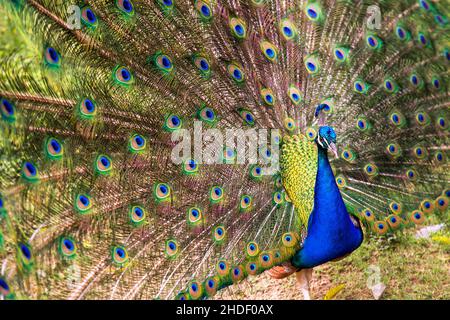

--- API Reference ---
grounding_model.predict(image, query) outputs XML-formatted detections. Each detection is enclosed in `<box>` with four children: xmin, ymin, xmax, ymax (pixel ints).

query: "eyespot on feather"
<box><xmin>195</xmin><ymin>1</ymin><xmax>213</xmax><ymax>21</ymax></box>
<box><xmin>227</xmin><ymin>63</ymin><xmax>245</xmax><ymax>83</ymax></box>
<box><xmin>260</xmin><ymin>41</ymin><xmax>278</xmax><ymax>62</ymax></box>
<box><xmin>229</xmin><ymin>17</ymin><xmax>247</xmax><ymax>39</ymax></box>
<box><xmin>44</xmin><ymin>47</ymin><xmax>61</xmax><ymax>68</ymax></box>
<box><xmin>21</xmin><ymin>161</ymin><xmax>39</xmax><ymax>183</ymax></box>
<box><xmin>128</xmin><ymin>134</ymin><xmax>147</xmax><ymax>153</ymax></box>
<box><xmin>279</xmin><ymin>19</ymin><xmax>298</xmax><ymax>41</ymax></box>
<box><xmin>74</xmin><ymin>194</ymin><xmax>93</xmax><ymax>214</ymax></box>
<box><xmin>165</xmin><ymin>239</ymin><xmax>179</xmax><ymax>259</ymax></box>
<box><xmin>212</xmin><ymin>225</ymin><xmax>226</xmax><ymax>244</ymax></box>
<box><xmin>113</xmin><ymin>65</ymin><xmax>134</xmax><ymax>86</ymax></box>
<box><xmin>111</xmin><ymin>245</ymin><xmax>129</xmax><ymax>266</ymax></box>
<box><xmin>81</xmin><ymin>6</ymin><xmax>98</xmax><ymax>29</ymax></box>
<box><xmin>58</xmin><ymin>236</ymin><xmax>77</xmax><ymax>259</ymax></box>
<box><xmin>129</xmin><ymin>205</ymin><xmax>146</xmax><ymax>226</ymax></box>
<box><xmin>1</xmin><ymin>98</ymin><xmax>16</xmax><ymax>122</ymax></box>
<box><xmin>116</xmin><ymin>0</ymin><xmax>135</xmax><ymax>16</ymax></box>
<box><xmin>210</xmin><ymin>186</ymin><xmax>224</xmax><ymax>204</ymax></box>
<box><xmin>154</xmin><ymin>183</ymin><xmax>171</xmax><ymax>202</ymax></box>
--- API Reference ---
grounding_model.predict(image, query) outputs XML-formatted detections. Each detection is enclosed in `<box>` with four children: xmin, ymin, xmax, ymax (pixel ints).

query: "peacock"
<box><xmin>0</xmin><ymin>0</ymin><xmax>448</xmax><ymax>300</ymax></box>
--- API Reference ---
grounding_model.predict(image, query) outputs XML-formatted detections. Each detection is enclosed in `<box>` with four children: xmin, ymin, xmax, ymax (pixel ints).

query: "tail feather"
<box><xmin>0</xmin><ymin>0</ymin><xmax>448</xmax><ymax>300</ymax></box>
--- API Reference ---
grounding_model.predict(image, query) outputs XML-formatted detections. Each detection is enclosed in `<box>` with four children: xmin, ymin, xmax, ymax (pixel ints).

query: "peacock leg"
<box><xmin>295</xmin><ymin>268</ymin><xmax>313</xmax><ymax>300</ymax></box>
<box><xmin>305</xmin><ymin>268</ymin><xmax>313</xmax><ymax>284</ymax></box>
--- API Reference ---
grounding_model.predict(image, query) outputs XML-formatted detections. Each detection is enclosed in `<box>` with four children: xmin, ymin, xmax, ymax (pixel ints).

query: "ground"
<box><xmin>215</xmin><ymin>230</ymin><xmax>450</xmax><ymax>300</ymax></box>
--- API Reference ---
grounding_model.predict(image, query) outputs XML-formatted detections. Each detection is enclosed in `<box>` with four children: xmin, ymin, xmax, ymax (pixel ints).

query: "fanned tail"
<box><xmin>0</xmin><ymin>0</ymin><xmax>448</xmax><ymax>300</ymax></box>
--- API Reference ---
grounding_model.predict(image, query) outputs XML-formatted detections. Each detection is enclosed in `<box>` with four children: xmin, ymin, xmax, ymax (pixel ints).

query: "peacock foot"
<box><xmin>267</xmin><ymin>262</ymin><xmax>297</xmax><ymax>279</ymax></box>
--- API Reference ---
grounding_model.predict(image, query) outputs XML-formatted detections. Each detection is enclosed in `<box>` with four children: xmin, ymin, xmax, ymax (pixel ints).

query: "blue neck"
<box><xmin>312</xmin><ymin>146</ymin><xmax>349</xmax><ymax>224</ymax></box>
<box><xmin>292</xmin><ymin>145</ymin><xmax>363</xmax><ymax>269</ymax></box>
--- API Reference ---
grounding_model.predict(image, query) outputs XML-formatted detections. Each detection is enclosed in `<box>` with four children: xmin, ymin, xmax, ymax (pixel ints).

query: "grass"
<box><xmin>216</xmin><ymin>229</ymin><xmax>450</xmax><ymax>300</ymax></box>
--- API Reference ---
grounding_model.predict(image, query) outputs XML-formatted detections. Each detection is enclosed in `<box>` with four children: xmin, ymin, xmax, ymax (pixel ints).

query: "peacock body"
<box><xmin>0</xmin><ymin>0</ymin><xmax>448</xmax><ymax>300</ymax></box>
<box><xmin>289</xmin><ymin>129</ymin><xmax>364</xmax><ymax>270</ymax></box>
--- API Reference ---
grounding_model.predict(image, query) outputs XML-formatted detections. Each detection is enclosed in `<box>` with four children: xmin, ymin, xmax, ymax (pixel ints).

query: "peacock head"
<box><xmin>317</xmin><ymin>126</ymin><xmax>338</xmax><ymax>158</ymax></box>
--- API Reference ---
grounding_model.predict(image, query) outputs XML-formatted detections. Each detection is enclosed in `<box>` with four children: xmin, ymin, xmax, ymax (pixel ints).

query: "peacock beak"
<box><xmin>329</xmin><ymin>142</ymin><xmax>338</xmax><ymax>159</ymax></box>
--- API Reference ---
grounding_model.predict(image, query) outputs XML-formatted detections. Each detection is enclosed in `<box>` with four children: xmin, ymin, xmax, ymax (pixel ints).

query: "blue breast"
<box><xmin>292</xmin><ymin>147</ymin><xmax>363</xmax><ymax>269</ymax></box>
